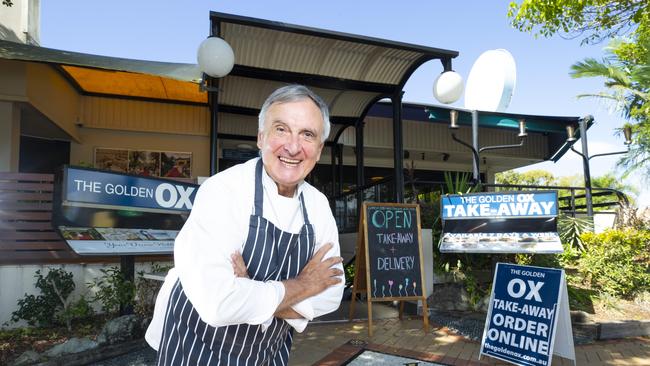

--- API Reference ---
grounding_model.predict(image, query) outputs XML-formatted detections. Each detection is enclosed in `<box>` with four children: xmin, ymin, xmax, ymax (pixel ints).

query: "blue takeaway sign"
<box><xmin>64</xmin><ymin>167</ymin><xmax>198</xmax><ymax>212</ymax></box>
<box><xmin>480</xmin><ymin>263</ymin><xmax>563</xmax><ymax>366</ymax></box>
<box><xmin>442</xmin><ymin>192</ymin><xmax>558</xmax><ymax>219</ymax></box>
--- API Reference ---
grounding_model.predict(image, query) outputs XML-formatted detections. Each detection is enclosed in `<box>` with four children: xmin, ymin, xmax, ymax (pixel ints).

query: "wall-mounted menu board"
<box><xmin>349</xmin><ymin>202</ymin><xmax>429</xmax><ymax>336</ymax></box>
<box><xmin>53</xmin><ymin>166</ymin><xmax>198</xmax><ymax>256</ymax></box>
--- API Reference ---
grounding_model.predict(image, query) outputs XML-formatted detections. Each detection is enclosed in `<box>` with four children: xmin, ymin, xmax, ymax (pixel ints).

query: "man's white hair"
<box><xmin>258</xmin><ymin>85</ymin><xmax>331</xmax><ymax>142</ymax></box>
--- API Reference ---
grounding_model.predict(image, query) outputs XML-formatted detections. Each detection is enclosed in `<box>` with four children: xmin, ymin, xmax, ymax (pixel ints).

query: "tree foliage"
<box><xmin>508</xmin><ymin>0</ymin><xmax>650</xmax><ymax>45</ymax></box>
<box><xmin>509</xmin><ymin>1</ymin><xmax>650</xmax><ymax>180</ymax></box>
<box><xmin>496</xmin><ymin>170</ymin><xmax>635</xmax><ymax>210</ymax></box>
<box><xmin>495</xmin><ymin>169</ymin><xmax>557</xmax><ymax>187</ymax></box>
<box><xmin>570</xmin><ymin>39</ymin><xmax>650</xmax><ymax>179</ymax></box>
<box><xmin>591</xmin><ymin>173</ymin><xmax>639</xmax><ymax>195</ymax></box>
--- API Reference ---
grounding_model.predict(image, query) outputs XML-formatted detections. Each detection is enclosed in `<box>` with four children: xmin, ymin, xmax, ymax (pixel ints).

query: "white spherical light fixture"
<box><xmin>197</xmin><ymin>37</ymin><xmax>235</xmax><ymax>78</ymax></box>
<box><xmin>432</xmin><ymin>71</ymin><xmax>464</xmax><ymax>104</ymax></box>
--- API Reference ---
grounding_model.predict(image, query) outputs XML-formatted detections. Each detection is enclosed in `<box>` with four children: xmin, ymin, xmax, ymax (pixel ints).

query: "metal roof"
<box><xmin>0</xmin><ymin>22</ymin><xmax>584</xmax><ymax>163</ymax></box>
<box><xmin>211</xmin><ymin>12</ymin><xmax>459</xmax><ymax>125</ymax></box>
<box><xmin>0</xmin><ymin>39</ymin><xmax>206</xmax><ymax>104</ymax></box>
<box><xmin>0</xmin><ymin>39</ymin><xmax>202</xmax><ymax>81</ymax></box>
<box><xmin>1</xmin><ymin>12</ymin><xmax>459</xmax><ymax>122</ymax></box>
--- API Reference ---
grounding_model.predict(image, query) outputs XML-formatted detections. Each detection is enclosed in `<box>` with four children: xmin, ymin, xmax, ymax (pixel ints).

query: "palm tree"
<box><xmin>569</xmin><ymin>39</ymin><xmax>650</xmax><ymax>179</ymax></box>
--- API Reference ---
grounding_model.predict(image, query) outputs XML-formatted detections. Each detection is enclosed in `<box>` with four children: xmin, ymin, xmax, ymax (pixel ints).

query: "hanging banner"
<box><xmin>439</xmin><ymin>191</ymin><xmax>562</xmax><ymax>253</ymax></box>
<box><xmin>479</xmin><ymin>263</ymin><xmax>575</xmax><ymax>366</ymax></box>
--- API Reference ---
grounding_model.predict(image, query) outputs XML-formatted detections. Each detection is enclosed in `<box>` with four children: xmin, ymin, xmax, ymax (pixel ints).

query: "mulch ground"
<box><xmin>0</xmin><ymin>319</ymin><xmax>105</xmax><ymax>365</ymax></box>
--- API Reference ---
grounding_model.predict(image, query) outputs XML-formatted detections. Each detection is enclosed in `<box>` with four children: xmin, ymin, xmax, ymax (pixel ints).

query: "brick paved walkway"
<box><xmin>290</xmin><ymin>318</ymin><xmax>650</xmax><ymax>366</ymax></box>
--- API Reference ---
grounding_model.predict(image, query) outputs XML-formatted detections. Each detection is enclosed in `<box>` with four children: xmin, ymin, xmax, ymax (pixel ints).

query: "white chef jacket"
<box><xmin>146</xmin><ymin>158</ymin><xmax>344</xmax><ymax>350</ymax></box>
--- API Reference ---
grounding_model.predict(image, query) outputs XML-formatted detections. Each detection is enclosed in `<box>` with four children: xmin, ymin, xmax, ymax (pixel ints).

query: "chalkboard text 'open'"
<box><xmin>371</xmin><ymin>208</ymin><xmax>412</xmax><ymax>229</ymax></box>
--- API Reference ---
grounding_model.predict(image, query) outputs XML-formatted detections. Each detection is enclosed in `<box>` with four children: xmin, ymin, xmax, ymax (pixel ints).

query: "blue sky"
<box><xmin>39</xmin><ymin>0</ymin><xmax>647</xmax><ymax>206</ymax></box>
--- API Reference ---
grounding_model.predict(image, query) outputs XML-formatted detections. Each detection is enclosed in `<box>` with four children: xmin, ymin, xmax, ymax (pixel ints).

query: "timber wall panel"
<box><xmin>0</xmin><ymin>172</ymin><xmax>80</xmax><ymax>264</ymax></box>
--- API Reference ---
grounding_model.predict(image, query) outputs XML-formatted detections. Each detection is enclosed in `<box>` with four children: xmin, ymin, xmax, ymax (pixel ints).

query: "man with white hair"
<box><xmin>146</xmin><ymin>85</ymin><xmax>344</xmax><ymax>365</ymax></box>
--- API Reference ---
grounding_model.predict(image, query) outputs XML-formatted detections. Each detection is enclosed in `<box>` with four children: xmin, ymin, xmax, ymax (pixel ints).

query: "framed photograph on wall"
<box><xmin>161</xmin><ymin>151</ymin><xmax>192</xmax><ymax>178</ymax></box>
<box><xmin>128</xmin><ymin>150</ymin><xmax>161</xmax><ymax>177</ymax></box>
<box><xmin>95</xmin><ymin>148</ymin><xmax>191</xmax><ymax>178</ymax></box>
<box><xmin>94</xmin><ymin>148</ymin><xmax>129</xmax><ymax>173</ymax></box>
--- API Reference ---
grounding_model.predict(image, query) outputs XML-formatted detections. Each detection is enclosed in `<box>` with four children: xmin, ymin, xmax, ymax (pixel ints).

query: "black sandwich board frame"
<box><xmin>349</xmin><ymin>202</ymin><xmax>429</xmax><ymax>336</ymax></box>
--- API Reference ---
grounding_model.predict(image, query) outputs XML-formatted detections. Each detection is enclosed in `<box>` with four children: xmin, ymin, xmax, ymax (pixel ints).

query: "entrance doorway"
<box><xmin>19</xmin><ymin>136</ymin><xmax>70</xmax><ymax>174</ymax></box>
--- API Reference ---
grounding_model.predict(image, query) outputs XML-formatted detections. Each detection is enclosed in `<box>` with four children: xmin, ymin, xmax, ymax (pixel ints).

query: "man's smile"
<box><xmin>279</xmin><ymin>156</ymin><xmax>301</xmax><ymax>167</ymax></box>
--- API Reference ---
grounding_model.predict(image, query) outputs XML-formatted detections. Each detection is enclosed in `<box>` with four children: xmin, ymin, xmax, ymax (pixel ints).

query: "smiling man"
<box><xmin>257</xmin><ymin>96</ymin><xmax>324</xmax><ymax>197</ymax></box>
<box><xmin>145</xmin><ymin>85</ymin><xmax>344</xmax><ymax>366</ymax></box>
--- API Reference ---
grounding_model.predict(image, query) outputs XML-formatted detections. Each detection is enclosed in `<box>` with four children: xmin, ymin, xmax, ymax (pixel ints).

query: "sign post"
<box><xmin>349</xmin><ymin>202</ymin><xmax>429</xmax><ymax>337</ymax></box>
<box><xmin>479</xmin><ymin>263</ymin><xmax>575</xmax><ymax>366</ymax></box>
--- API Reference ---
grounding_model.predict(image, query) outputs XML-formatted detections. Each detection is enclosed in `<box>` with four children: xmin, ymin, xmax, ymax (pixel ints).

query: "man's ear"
<box><xmin>257</xmin><ymin>131</ymin><xmax>264</xmax><ymax>150</ymax></box>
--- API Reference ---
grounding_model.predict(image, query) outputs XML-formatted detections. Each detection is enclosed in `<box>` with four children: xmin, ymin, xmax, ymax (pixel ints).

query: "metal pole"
<box><xmin>208</xmin><ymin>81</ymin><xmax>219</xmax><ymax>175</ymax></box>
<box><xmin>471</xmin><ymin>110</ymin><xmax>480</xmax><ymax>184</ymax></box>
<box><xmin>119</xmin><ymin>256</ymin><xmax>134</xmax><ymax>315</ymax></box>
<box><xmin>355</xmin><ymin>121</ymin><xmax>364</xmax><ymax>221</ymax></box>
<box><xmin>393</xmin><ymin>91</ymin><xmax>404</xmax><ymax>202</ymax></box>
<box><xmin>337</xmin><ymin>143</ymin><xmax>343</xmax><ymax>197</ymax></box>
<box><xmin>208</xmin><ymin>20</ymin><xmax>220</xmax><ymax>175</ymax></box>
<box><xmin>330</xmin><ymin>144</ymin><xmax>337</xmax><ymax>198</ymax></box>
<box><xmin>579</xmin><ymin>117</ymin><xmax>593</xmax><ymax>216</ymax></box>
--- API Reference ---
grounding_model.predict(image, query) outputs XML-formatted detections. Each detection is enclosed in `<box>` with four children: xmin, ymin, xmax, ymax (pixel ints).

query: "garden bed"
<box><xmin>0</xmin><ymin>316</ymin><xmax>107</xmax><ymax>365</ymax></box>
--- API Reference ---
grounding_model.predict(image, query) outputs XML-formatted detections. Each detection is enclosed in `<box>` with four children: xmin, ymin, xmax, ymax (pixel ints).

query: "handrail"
<box><xmin>484</xmin><ymin>183</ymin><xmax>629</xmax><ymax>207</ymax></box>
<box><xmin>332</xmin><ymin>180</ymin><xmax>629</xmax><ymax>207</ymax></box>
<box><xmin>330</xmin><ymin>179</ymin><xmax>630</xmax><ymax>232</ymax></box>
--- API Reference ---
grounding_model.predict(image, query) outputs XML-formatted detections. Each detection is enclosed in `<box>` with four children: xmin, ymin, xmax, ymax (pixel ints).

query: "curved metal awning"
<box><xmin>211</xmin><ymin>12</ymin><xmax>459</xmax><ymax>131</ymax></box>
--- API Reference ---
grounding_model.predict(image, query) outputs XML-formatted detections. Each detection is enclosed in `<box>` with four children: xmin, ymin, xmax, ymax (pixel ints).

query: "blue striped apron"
<box><xmin>156</xmin><ymin>159</ymin><xmax>315</xmax><ymax>365</ymax></box>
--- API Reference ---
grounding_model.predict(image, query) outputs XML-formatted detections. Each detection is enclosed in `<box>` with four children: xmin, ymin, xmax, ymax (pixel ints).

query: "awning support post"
<box><xmin>392</xmin><ymin>91</ymin><xmax>404</xmax><ymax>202</ymax></box>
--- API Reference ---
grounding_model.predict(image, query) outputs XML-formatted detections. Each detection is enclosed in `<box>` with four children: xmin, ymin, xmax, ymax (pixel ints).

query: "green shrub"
<box><xmin>11</xmin><ymin>268</ymin><xmax>93</xmax><ymax>330</ymax></box>
<box><xmin>566</xmin><ymin>285</ymin><xmax>596</xmax><ymax>313</ymax></box>
<box><xmin>578</xmin><ymin>229</ymin><xmax>650</xmax><ymax>298</ymax></box>
<box><xmin>11</xmin><ymin>293</ymin><xmax>54</xmax><ymax>328</ymax></box>
<box><xmin>558</xmin><ymin>214</ymin><xmax>594</xmax><ymax>251</ymax></box>
<box><xmin>135</xmin><ymin>262</ymin><xmax>173</xmax><ymax>316</ymax></box>
<box><xmin>57</xmin><ymin>296</ymin><xmax>95</xmax><ymax>326</ymax></box>
<box><xmin>462</xmin><ymin>271</ymin><xmax>488</xmax><ymax>308</ymax></box>
<box><xmin>87</xmin><ymin>267</ymin><xmax>136</xmax><ymax>314</ymax></box>
<box><xmin>514</xmin><ymin>252</ymin><xmax>562</xmax><ymax>269</ymax></box>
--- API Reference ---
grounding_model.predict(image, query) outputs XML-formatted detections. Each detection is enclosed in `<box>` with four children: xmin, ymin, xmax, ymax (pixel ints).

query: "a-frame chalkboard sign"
<box><xmin>349</xmin><ymin>202</ymin><xmax>429</xmax><ymax>336</ymax></box>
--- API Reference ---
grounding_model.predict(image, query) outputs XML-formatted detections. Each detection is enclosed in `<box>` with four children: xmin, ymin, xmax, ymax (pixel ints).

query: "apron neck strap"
<box><xmin>299</xmin><ymin>193</ymin><xmax>310</xmax><ymax>225</ymax></box>
<box><xmin>254</xmin><ymin>158</ymin><xmax>311</xmax><ymax>225</ymax></box>
<box><xmin>254</xmin><ymin>159</ymin><xmax>264</xmax><ymax>216</ymax></box>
